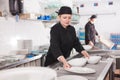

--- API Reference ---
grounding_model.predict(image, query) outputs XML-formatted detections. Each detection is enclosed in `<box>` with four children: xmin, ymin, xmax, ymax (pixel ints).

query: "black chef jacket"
<box><xmin>85</xmin><ymin>21</ymin><xmax>98</xmax><ymax>45</ymax></box>
<box><xmin>44</xmin><ymin>22</ymin><xmax>85</xmax><ymax>66</ymax></box>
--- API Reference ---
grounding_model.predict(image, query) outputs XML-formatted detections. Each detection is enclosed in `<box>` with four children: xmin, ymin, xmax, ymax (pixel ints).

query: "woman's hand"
<box><xmin>81</xmin><ymin>50</ymin><xmax>90</xmax><ymax>58</ymax></box>
<box><xmin>57</xmin><ymin>56</ymin><xmax>71</xmax><ymax>69</ymax></box>
<box><xmin>63</xmin><ymin>62</ymin><xmax>71</xmax><ymax>69</ymax></box>
<box><xmin>89</xmin><ymin>41</ymin><xmax>94</xmax><ymax>47</ymax></box>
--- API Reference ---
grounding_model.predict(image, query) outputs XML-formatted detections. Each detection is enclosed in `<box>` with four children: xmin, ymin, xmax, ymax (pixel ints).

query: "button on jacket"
<box><xmin>85</xmin><ymin>21</ymin><xmax>98</xmax><ymax>45</ymax></box>
<box><xmin>44</xmin><ymin>22</ymin><xmax>84</xmax><ymax>66</ymax></box>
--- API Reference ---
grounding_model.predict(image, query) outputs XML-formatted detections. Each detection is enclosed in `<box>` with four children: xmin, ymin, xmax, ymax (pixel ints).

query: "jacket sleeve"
<box><xmin>85</xmin><ymin>24</ymin><xmax>91</xmax><ymax>41</ymax></box>
<box><xmin>95</xmin><ymin>28</ymin><xmax>98</xmax><ymax>35</ymax></box>
<box><xmin>72</xmin><ymin>28</ymin><xmax>85</xmax><ymax>53</ymax></box>
<box><xmin>73</xmin><ymin>37</ymin><xmax>85</xmax><ymax>53</ymax></box>
<box><xmin>49</xmin><ymin>28</ymin><xmax>63</xmax><ymax>59</ymax></box>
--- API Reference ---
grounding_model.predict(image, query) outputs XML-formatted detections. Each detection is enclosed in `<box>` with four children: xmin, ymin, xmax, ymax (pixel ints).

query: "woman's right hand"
<box><xmin>57</xmin><ymin>56</ymin><xmax>71</xmax><ymax>69</ymax></box>
<box><xmin>63</xmin><ymin>62</ymin><xmax>71</xmax><ymax>69</ymax></box>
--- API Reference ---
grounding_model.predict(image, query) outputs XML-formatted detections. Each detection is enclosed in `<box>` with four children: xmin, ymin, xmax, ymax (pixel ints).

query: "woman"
<box><xmin>85</xmin><ymin>15</ymin><xmax>100</xmax><ymax>47</ymax></box>
<box><xmin>44</xmin><ymin>6</ymin><xmax>89</xmax><ymax>69</ymax></box>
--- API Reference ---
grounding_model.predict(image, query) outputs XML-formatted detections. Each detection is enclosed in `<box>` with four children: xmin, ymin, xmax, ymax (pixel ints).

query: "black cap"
<box><xmin>90</xmin><ymin>15</ymin><xmax>97</xmax><ymax>19</ymax></box>
<box><xmin>57</xmin><ymin>6</ymin><xmax>72</xmax><ymax>15</ymax></box>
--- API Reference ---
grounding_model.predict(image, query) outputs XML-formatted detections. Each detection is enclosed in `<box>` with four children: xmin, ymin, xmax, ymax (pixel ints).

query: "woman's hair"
<box><xmin>57</xmin><ymin>6</ymin><xmax>72</xmax><ymax>15</ymax></box>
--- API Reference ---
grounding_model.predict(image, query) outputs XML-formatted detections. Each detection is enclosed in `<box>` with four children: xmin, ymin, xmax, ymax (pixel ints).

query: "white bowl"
<box><xmin>86</xmin><ymin>56</ymin><xmax>101</xmax><ymax>64</ymax></box>
<box><xmin>0</xmin><ymin>67</ymin><xmax>57</xmax><ymax>80</ymax></box>
<box><xmin>83</xmin><ymin>45</ymin><xmax>92</xmax><ymax>50</ymax></box>
<box><xmin>68</xmin><ymin>58</ymin><xmax>87</xmax><ymax>67</ymax></box>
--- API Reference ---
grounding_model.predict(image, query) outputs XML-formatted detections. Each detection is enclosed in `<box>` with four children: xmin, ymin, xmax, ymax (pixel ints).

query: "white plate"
<box><xmin>65</xmin><ymin>67</ymin><xmax>96</xmax><ymax>74</ymax></box>
<box><xmin>68</xmin><ymin>58</ymin><xmax>87</xmax><ymax>67</ymax></box>
<box><xmin>58</xmin><ymin>75</ymin><xmax>88</xmax><ymax>80</ymax></box>
<box><xmin>83</xmin><ymin>45</ymin><xmax>92</xmax><ymax>50</ymax></box>
<box><xmin>0</xmin><ymin>67</ymin><xmax>57</xmax><ymax>80</ymax></box>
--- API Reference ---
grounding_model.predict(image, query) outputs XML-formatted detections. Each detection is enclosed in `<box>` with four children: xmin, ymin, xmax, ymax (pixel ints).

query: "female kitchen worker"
<box><xmin>44</xmin><ymin>6</ymin><xmax>89</xmax><ymax>69</ymax></box>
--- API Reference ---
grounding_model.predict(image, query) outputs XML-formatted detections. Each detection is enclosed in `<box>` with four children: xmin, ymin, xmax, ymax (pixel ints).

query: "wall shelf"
<box><xmin>20</xmin><ymin>19</ymin><xmax>79</xmax><ymax>25</ymax></box>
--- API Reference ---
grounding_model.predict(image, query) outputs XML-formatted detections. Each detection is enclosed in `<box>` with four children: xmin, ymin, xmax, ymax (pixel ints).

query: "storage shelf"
<box><xmin>20</xmin><ymin>19</ymin><xmax>79</xmax><ymax>24</ymax></box>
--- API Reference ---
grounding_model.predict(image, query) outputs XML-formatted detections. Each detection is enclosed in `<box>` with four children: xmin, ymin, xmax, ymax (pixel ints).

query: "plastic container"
<box><xmin>77</xmin><ymin>28</ymin><xmax>85</xmax><ymax>40</ymax></box>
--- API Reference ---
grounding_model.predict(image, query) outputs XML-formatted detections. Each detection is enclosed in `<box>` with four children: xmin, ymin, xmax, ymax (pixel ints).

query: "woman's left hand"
<box><xmin>81</xmin><ymin>50</ymin><xmax>90</xmax><ymax>58</ymax></box>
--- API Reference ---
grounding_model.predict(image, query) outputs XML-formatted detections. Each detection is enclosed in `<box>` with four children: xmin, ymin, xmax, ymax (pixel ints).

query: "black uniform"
<box><xmin>44</xmin><ymin>22</ymin><xmax>84</xmax><ymax>66</ymax></box>
<box><xmin>85</xmin><ymin>21</ymin><xmax>98</xmax><ymax>45</ymax></box>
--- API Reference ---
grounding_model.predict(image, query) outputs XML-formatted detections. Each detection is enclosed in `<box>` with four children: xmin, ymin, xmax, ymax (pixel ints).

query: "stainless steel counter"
<box><xmin>0</xmin><ymin>54</ymin><xmax>43</xmax><ymax>70</ymax></box>
<box><xmin>50</xmin><ymin>53</ymin><xmax>114</xmax><ymax>80</ymax></box>
<box><xmin>87</xmin><ymin>50</ymin><xmax>120</xmax><ymax>69</ymax></box>
<box><xmin>55</xmin><ymin>59</ymin><xmax>113</xmax><ymax>80</ymax></box>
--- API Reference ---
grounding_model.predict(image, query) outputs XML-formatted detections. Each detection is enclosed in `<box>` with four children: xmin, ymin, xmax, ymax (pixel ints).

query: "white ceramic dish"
<box><xmin>65</xmin><ymin>67</ymin><xmax>96</xmax><ymax>74</ymax></box>
<box><xmin>68</xmin><ymin>58</ymin><xmax>87</xmax><ymax>67</ymax></box>
<box><xmin>83</xmin><ymin>45</ymin><xmax>92</xmax><ymax>50</ymax></box>
<box><xmin>58</xmin><ymin>75</ymin><xmax>88</xmax><ymax>80</ymax></box>
<box><xmin>86</xmin><ymin>56</ymin><xmax>102</xmax><ymax>64</ymax></box>
<box><xmin>0</xmin><ymin>67</ymin><xmax>57</xmax><ymax>80</ymax></box>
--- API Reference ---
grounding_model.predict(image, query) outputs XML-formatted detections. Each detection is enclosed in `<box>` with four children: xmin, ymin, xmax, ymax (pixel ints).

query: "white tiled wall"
<box><xmin>0</xmin><ymin>0</ymin><xmax>120</xmax><ymax>55</ymax></box>
<box><xmin>74</xmin><ymin>0</ymin><xmax>120</xmax><ymax>38</ymax></box>
<box><xmin>0</xmin><ymin>17</ymin><xmax>50</xmax><ymax>55</ymax></box>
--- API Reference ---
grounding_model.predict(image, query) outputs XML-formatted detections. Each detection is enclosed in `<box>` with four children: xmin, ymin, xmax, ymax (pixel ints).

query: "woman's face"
<box><xmin>58</xmin><ymin>14</ymin><xmax>72</xmax><ymax>28</ymax></box>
